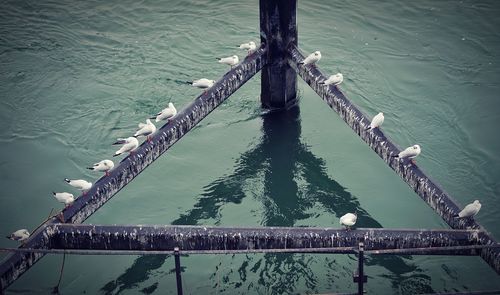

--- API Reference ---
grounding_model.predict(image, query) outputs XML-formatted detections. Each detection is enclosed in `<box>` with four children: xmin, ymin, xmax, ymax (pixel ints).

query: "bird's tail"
<box><xmin>52</xmin><ymin>192</ymin><xmax>56</xmax><ymax>196</ymax></box>
<box><xmin>86</xmin><ymin>167</ymin><xmax>94</xmax><ymax>170</ymax></box>
<box><xmin>6</xmin><ymin>235</ymin><xmax>11</xmax><ymax>239</ymax></box>
<box><xmin>113</xmin><ymin>153</ymin><xmax>121</xmax><ymax>157</ymax></box>
<box><xmin>185</xmin><ymin>81</ymin><xmax>193</xmax><ymax>85</ymax></box>
<box><xmin>391</xmin><ymin>154</ymin><xmax>399</xmax><ymax>158</ymax></box>
<box><xmin>133</xmin><ymin>135</ymin><xmax>139</xmax><ymax>138</ymax></box>
<box><xmin>365</xmin><ymin>126</ymin><xmax>372</xmax><ymax>131</ymax></box>
<box><xmin>64</xmin><ymin>178</ymin><xmax>71</xmax><ymax>183</ymax></box>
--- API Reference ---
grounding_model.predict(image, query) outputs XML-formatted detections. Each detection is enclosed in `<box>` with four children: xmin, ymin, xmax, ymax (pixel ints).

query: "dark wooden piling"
<box><xmin>260</xmin><ymin>0</ymin><xmax>297</xmax><ymax>110</ymax></box>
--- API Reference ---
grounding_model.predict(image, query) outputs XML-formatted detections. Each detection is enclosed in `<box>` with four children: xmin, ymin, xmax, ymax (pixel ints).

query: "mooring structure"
<box><xmin>1</xmin><ymin>0</ymin><xmax>499</xmax><ymax>294</ymax></box>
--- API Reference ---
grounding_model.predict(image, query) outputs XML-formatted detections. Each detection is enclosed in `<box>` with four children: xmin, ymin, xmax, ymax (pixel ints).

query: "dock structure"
<box><xmin>1</xmin><ymin>0</ymin><xmax>499</xmax><ymax>293</ymax></box>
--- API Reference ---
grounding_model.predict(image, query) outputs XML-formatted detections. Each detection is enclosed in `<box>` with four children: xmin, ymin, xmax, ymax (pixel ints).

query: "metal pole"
<box><xmin>174</xmin><ymin>247</ymin><xmax>183</xmax><ymax>295</ymax></box>
<box><xmin>259</xmin><ymin>0</ymin><xmax>297</xmax><ymax>109</ymax></box>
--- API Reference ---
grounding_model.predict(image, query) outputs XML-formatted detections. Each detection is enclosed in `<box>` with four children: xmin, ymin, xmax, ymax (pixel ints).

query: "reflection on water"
<box><xmin>101</xmin><ymin>106</ymin><xmax>431</xmax><ymax>294</ymax></box>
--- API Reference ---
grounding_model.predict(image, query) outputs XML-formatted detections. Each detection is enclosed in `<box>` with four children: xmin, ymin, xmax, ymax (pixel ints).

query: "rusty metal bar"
<box><xmin>43</xmin><ymin>224</ymin><xmax>486</xmax><ymax>252</ymax></box>
<box><xmin>0</xmin><ymin>48</ymin><xmax>268</xmax><ymax>290</ymax></box>
<box><xmin>287</xmin><ymin>44</ymin><xmax>500</xmax><ymax>274</ymax></box>
<box><xmin>2</xmin><ymin>244</ymin><xmax>499</xmax><ymax>256</ymax></box>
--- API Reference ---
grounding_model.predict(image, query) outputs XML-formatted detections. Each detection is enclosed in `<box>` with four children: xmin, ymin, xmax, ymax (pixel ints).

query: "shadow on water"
<box><xmin>101</xmin><ymin>105</ymin><xmax>433</xmax><ymax>294</ymax></box>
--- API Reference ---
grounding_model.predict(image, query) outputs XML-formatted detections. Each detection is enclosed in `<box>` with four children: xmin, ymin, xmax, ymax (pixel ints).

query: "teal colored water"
<box><xmin>1</xmin><ymin>0</ymin><xmax>500</xmax><ymax>294</ymax></box>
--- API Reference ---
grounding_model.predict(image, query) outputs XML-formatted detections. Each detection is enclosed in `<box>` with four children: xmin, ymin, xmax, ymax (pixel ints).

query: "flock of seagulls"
<box><xmin>5</xmin><ymin>40</ymin><xmax>258</xmax><ymax>244</ymax></box>
<box><xmin>299</xmin><ymin>50</ymin><xmax>482</xmax><ymax>229</ymax></box>
<box><xmin>5</xmin><ymin>45</ymin><xmax>483</xmax><ymax>242</ymax></box>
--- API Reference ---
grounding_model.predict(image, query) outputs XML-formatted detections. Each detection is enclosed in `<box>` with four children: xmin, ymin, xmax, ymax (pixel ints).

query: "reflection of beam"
<box><xmin>0</xmin><ymin>47</ymin><xmax>268</xmax><ymax>291</ymax></box>
<box><xmin>42</xmin><ymin>224</ymin><xmax>486</xmax><ymax>256</ymax></box>
<box><xmin>287</xmin><ymin>44</ymin><xmax>500</xmax><ymax>274</ymax></box>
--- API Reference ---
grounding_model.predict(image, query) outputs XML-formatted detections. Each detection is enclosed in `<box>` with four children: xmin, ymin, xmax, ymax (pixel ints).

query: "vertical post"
<box><xmin>260</xmin><ymin>0</ymin><xmax>297</xmax><ymax>110</ymax></box>
<box><xmin>353</xmin><ymin>242</ymin><xmax>367</xmax><ymax>295</ymax></box>
<box><xmin>174</xmin><ymin>247</ymin><xmax>183</xmax><ymax>295</ymax></box>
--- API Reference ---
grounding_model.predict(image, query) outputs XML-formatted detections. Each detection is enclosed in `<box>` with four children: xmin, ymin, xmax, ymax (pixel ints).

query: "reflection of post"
<box><xmin>262</xmin><ymin>105</ymin><xmax>302</xmax><ymax>226</ymax></box>
<box><xmin>260</xmin><ymin>0</ymin><xmax>297</xmax><ymax>109</ymax></box>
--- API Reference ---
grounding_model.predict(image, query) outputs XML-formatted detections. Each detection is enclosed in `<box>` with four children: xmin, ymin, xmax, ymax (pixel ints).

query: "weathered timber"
<box><xmin>44</xmin><ymin>225</ymin><xmax>486</xmax><ymax>254</ymax></box>
<box><xmin>260</xmin><ymin>0</ymin><xmax>297</xmax><ymax>109</ymax></box>
<box><xmin>287</xmin><ymin>44</ymin><xmax>500</xmax><ymax>274</ymax></box>
<box><xmin>0</xmin><ymin>47</ymin><xmax>268</xmax><ymax>290</ymax></box>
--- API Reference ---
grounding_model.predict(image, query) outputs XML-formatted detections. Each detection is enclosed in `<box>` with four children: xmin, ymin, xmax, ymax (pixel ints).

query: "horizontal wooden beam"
<box><xmin>0</xmin><ymin>48</ymin><xmax>268</xmax><ymax>291</ymax></box>
<box><xmin>287</xmin><ymin>44</ymin><xmax>500</xmax><ymax>274</ymax></box>
<box><xmin>45</xmin><ymin>224</ymin><xmax>486</xmax><ymax>255</ymax></box>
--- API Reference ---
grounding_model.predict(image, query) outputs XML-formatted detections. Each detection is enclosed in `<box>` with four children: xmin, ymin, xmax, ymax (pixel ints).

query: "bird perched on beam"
<box><xmin>392</xmin><ymin>144</ymin><xmax>421</xmax><ymax>164</ymax></box>
<box><xmin>340</xmin><ymin>212</ymin><xmax>357</xmax><ymax>230</ymax></box>
<box><xmin>135</xmin><ymin>118</ymin><xmax>157</xmax><ymax>141</ymax></box>
<box><xmin>455</xmin><ymin>200</ymin><xmax>481</xmax><ymax>219</ymax></box>
<box><xmin>300</xmin><ymin>51</ymin><xmax>321</xmax><ymax>67</ymax></box>
<box><xmin>87</xmin><ymin>159</ymin><xmax>114</xmax><ymax>176</ymax></box>
<box><xmin>6</xmin><ymin>229</ymin><xmax>30</xmax><ymax>242</ymax></box>
<box><xmin>187</xmin><ymin>79</ymin><xmax>215</xmax><ymax>93</ymax></box>
<box><xmin>151</xmin><ymin>103</ymin><xmax>176</xmax><ymax>124</ymax></box>
<box><xmin>52</xmin><ymin>192</ymin><xmax>75</xmax><ymax>207</ymax></box>
<box><xmin>113</xmin><ymin>137</ymin><xmax>139</xmax><ymax>157</ymax></box>
<box><xmin>64</xmin><ymin>178</ymin><xmax>92</xmax><ymax>195</ymax></box>
<box><xmin>366</xmin><ymin>112</ymin><xmax>384</xmax><ymax>131</ymax></box>
<box><xmin>320</xmin><ymin>73</ymin><xmax>343</xmax><ymax>86</ymax></box>
<box><xmin>238</xmin><ymin>41</ymin><xmax>256</xmax><ymax>55</ymax></box>
<box><xmin>217</xmin><ymin>55</ymin><xmax>239</xmax><ymax>68</ymax></box>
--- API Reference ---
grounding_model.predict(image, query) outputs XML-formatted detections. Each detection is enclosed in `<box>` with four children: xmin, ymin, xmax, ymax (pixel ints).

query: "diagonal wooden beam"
<box><xmin>287</xmin><ymin>44</ymin><xmax>500</xmax><ymax>274</ymax></box>
<box><xmin>0</xmin><ymin>47</ymin><xmax>268</xmax><ymax>291</ymax></box>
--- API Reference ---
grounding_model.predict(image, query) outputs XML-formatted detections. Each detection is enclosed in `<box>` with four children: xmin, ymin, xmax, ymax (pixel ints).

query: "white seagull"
<box><xmin>135</xmin><ymin>118</ymin><xmax>157</xmax><ymax>141</ymax></box>
<box><xmin>217</xmin><ymin>55</ymin><xmax>239</xmax><ymax>68</ymax></box>
<box><xmin>64</xmin><ymin>178</ymin><xmax>92</xmax><ymax>194</ymax></box>
<box><xmin>392</xmin><ymin>144</ymin><xmax>421</xmax><ymax>163</ymax></box>
<box><xmin>113</xmin><ymin>137</ymin><xmax>139</xmax><ymax>157</ymax></box>
<box><xmin>87</xmin><ymin>159</ymin><xmax>115</xmax><ymax>176</ymax></box>
<box><xmin>300</xmin><ymin>51</ymin><xmax>321</xmax><ymax>66</ymax></box>
<box><xmin>152</xmin><ymin>103</ymin><xmax>177</xmax><ymax>124</ymax></box>
<box><xmin>366</xmin><ymin>112</ymin><xmax>384</xmax><ymax>130</ymax></box>
<box><xmin>187</xmin><ymin>78</ymin><xmax>216</xmax><ymax>93</ymax></box>
<box><xmin>340</xmin><ymin>212</ymin><xmax>357</xmax><ymax>230</ymax></box>
<box><xmin>321</xmin><ymin>73</ymin><xmax>343</xmax><ymax>86</ymax></box>
<box><xmin>238</xmin><ymin>41</ymin><xmax>256</xmax><ymax>55</ymax></box>
<box><xmin>53</xmin><ymin>192</ymin><xmax>75</xmax><ymax>207</ymax></box>
<box><xmin>456</xmin><ymin>200</ymin><xmax>481</xmax><ymax>218</ymax></box>
<box><xmin>6</xmin><ymin>229</ymin><xmax>30</xmax><ymax>242</ymax></box>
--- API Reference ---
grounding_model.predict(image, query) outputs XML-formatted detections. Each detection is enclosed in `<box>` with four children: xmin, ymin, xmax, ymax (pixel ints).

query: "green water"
<box><xmin>1</xmin><ymin>0</ymin><xmax>500</xmax><ymax>294</ymax></box>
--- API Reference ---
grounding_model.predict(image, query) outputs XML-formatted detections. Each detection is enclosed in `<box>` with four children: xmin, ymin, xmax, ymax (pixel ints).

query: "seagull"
<box><xmin>6</xmin><ymin>229</ymin><xmax>30</xmax><ymax>242</ymax></box>
<box><xmin>64</xmin><ymin>178</ymin><xmax>92</xmax><ymax>194</ymax></box>
<box><xmin>52</xmin><ymin>192</ymin><xmax>75</xmax><ymax>207</ymax></box>
<box><xmin>238</xmin><ymin>41</ymin><xmax>256</xmax><ymax>55</ymax></box>
<box><xmin>320</xmin><ymin>73</ymin><xmax>343</xmax><ymax>86</ymax></box>
<box><xmin>455</xmin><ymin>200</ymin><xmax>481</xmax><ymax>218</ymax></box>
<box><xmin>151</xmin><ymin>103</ymin><xmax>177</xmax><ymax>124</ymax></box>
<box><xmin>187</xmin><ymin>79</ymin><xmax>215</xmax><ymax>93</ymax></box>
<box><xmin>299</xmin><ymin>51</ymin><xmax>321</xmax><ymax>66</ymax></box>
<box><xmin>340</xmin><ymin>212</ymin><xmax>357</xmax><ymax>230</ymax></box>
<box><xmin>113</xmin><ymin>137</ymin><xmax>139</xmax><ymax>157</ymax></box>
<box><xmin>392</xmin><ymin>144</ymin><xmax>421</xmax><ymax>164</ymax></box>
<box><xmin>87</xmin><ymin>159</ymin><xmax>114</xmax><ymax>176</ymax></box>
<box><xmin>217</xmin><ymin>55</ymin><xmax>239</xmax><ymax>68</ymax></box>
<box><xmin>135</xmin><ymin>118</ymin><xmax>157</xmax><ymax>141</ymax></box>
<box><xmin>366</xmin><ymin>112</ymin><xmax>384</xmax><ymax>130</ymax></box>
